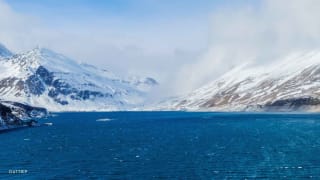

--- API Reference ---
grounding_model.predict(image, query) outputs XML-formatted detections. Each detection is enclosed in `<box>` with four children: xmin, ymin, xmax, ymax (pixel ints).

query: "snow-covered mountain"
<box><xmin>0</xmin><ymin>45</ymin><xmax>157</xmax><ymax>111</ymax></box>
<box><xmin>158</xmin><ymin>51</ymin><xmax>320</xmax><ymax>112</ymax></box>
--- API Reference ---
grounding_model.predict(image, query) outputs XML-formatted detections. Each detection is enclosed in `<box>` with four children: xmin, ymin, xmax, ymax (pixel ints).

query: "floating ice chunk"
<box><xmin>44</xmin><ymin>122</ymin><xmax>53</xmax><ymax>126</ymax></box>
<box><xmin>96</xmin><ymin>118</ymin><xmax>113</xmax><ymax>122</ymax></box>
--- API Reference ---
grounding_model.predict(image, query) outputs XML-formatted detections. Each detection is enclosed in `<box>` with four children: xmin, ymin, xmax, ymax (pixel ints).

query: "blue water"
<box><xmin>1</xmin><ymin>112</ymin><xmax>320</xmax><ymax>179</ymax></box>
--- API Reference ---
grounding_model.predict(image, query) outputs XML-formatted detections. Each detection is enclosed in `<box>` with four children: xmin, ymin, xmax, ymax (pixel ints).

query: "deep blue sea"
<box><xmin>1</xmin><ymin>112</ymin><xmax>320</xmax><ymax>179</ymax></box>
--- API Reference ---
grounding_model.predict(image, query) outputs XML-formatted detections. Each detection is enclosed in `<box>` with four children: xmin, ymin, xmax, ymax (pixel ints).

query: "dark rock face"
<box><xmin>22</xmin><ymin>66</ymin><xmax>113</xmax><ymax>105</ymax></box>
<box><xmin>0</xmin><ymin>103</ymin><xmax>21</xmax><ymax>126</ymax></box>
<box><xmin>26</xmin><ymin>74</ymin><xmax>46</xmax><ymax>95</ymax></box>
<box><xmin>0</xmin><ymin>101</ymin><xmax>47</xmax><ymax>128</ymax></box>
<box><xmin>25</xmin><ymin>66</ymin><xmax>53</xmax><ymax>95</ymax></box>
<box><xmin>36</xmin><ymin>66</ymin><xmax>54</xmax><ymax>85</ymax></box>
<box><xmin>266</xmin><ymin>97</ymin><xmax>320</xmax><ymax>107</ymax></box>
<box><xmin>73</xmin><ymin>90</ymin><xmax>107</xmax><ymax>100</ymax></box>
<box><xmin>48</xmin><ymin>78</ymin><xmax>109</xmax><ymax>104</ymax></box>
<box><xmin>0</xmin><ymin>77</ymin><xmax>24</xmax><ymax>97</ymax></box>
<box><xmin>264</xmin><ymin>97</ymin><xmax>320</xmax><ymax>111</ymax></box>
<box><xmin>3</xmin><ymin>101</ymin><xmax>48</xmax><ymax>119</ymax></box>
<box><xmin>0</xmin><ymin>77</ymin><xmax>24</xmax><ymax>91</ymax></box>
<box><xmin>48</xmin><ymin>79</ymin><xmax>74</xmax><ymax>104</ymax></box>
<box><xmin>50</xmin><ymin>79</ymin><xmax>73</xmax><ymax>96</ymax></box>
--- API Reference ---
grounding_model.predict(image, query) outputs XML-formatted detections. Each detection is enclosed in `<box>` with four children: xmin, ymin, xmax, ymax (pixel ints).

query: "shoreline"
<box><xmin>0</xmin><ymin>125</ymin><xmax>30</xmax><ymax>133</ymax></box>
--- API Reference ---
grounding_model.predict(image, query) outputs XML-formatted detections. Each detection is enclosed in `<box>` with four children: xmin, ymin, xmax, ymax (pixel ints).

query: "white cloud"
<box><xmin>0</xmin><ymin>0</ymin><xmax>209</xmax><ymax>100</ymax></box>
<box><xmin>4</xmin><ymin>0</ymin><xmax>319</xmax><ymax>99</ymax></box>
<box><xmin>174</xmin><ymin>0</ymin><xmax>320</xmax><ymax>95</ymax></box>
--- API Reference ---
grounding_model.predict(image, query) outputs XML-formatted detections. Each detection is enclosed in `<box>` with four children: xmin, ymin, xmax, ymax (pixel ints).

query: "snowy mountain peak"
<box><xmin>0</xmin><ymin>45</ymin><xmax>158</xmax><ymax>111</ymax></box>
<box><xmin>21</xmin><ymin>47</ymin><xmax>79</xmax><ymax>71</ymax></box>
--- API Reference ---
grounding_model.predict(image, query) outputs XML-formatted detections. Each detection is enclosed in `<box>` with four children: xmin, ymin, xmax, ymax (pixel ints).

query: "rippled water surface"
<box><xmin>1</xmin><ymin>112</ymin><xmax>320</xmax><ymax>179</ymax></box>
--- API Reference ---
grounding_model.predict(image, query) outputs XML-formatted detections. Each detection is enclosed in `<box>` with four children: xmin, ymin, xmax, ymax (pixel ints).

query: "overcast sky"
<box><xmin>1</xmin><ymin>0</ymin><xmax>319</xmax><ymax>98</ymax></box>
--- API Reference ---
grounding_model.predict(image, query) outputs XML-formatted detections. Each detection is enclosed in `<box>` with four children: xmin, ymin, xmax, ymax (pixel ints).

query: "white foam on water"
<box><xmin>96</xmin><ymin>118</ymin><xmax>113</xmax><ymax>122</ymax></box>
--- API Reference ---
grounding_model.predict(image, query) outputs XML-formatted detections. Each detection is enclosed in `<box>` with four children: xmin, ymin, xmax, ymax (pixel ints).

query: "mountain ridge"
<box><xmin>157</xmin><ymin>51</ymin><xmax>320</xmax><ymax>112</ymax></box>
<box><xmin>0</xmin><ymin>44</ymin><xmax>158</xmax><ymax>112</ymax></box>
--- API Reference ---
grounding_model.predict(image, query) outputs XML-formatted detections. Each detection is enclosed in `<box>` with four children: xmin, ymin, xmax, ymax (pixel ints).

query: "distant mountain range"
<box><xmin>3</xmin><ymin>43</ymin><xmax>320</xmax><ymax>113</ymax></box>
<box><xmin>0</xmin><ymin>44</ymin><xmax>157</xmax><ymax>112</ymax></box>
<box><xmin>158</xmin><ymin>51</ymin><xmax>320</xmax><ymax>112</ymax></box>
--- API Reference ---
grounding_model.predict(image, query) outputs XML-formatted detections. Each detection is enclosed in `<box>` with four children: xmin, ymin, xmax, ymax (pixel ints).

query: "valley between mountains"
<box><xmin>1</xmin><ymin>42</ymin><xmax>320</xmax><ymax>127</ymax></box>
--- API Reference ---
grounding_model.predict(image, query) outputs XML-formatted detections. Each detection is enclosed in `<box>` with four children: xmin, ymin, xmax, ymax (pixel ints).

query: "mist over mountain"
<box><xmin>157</xmin><ymin>51</ymin><xmax>320</xmax><ymax>112</ymax></box>
<box><xmin>0</xmin><ymin>43</ymin><xmax>12</xmax><ymax>58</ymax></box>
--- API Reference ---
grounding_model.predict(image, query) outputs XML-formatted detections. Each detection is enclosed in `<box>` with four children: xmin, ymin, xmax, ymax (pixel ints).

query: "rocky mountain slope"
<box><xmin>159</xmin><ymin>51</ymin><xmax>320</xmax><ymax>112</ymax></box>
<box><xmin>0</xmin><ymin>44</ymin><xmax>157</xmax><ymax>111</ymax></box>
<box><xmin>0</xmin><ymin>101</ymin><xmax>47</xmax><ymax>130</ymax></box>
